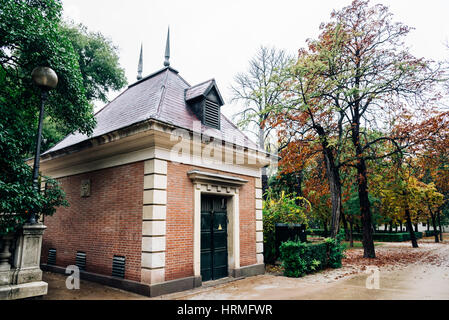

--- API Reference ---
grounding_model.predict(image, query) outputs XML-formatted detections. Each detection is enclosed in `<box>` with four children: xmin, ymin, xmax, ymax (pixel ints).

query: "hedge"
<box><xmin>424</xmin><ymin>230</ymin><xmax>440</xmax><ymax>237</ymax></box>
<box><xmin>306</xmin><ymin>229</ymin><xmax>330</xmax><ymax>237</ymax></box>
<box><xmin>307</xmin><ymin>229</ymin><xmax>423</xmax><ymax>242</ymax></box>
<box><xmin>279</xmin><ymin>236</ymin><xmax>345</xmax><ymax>278</ymax></box>
<box><xmin>349</xmin><ymin>232</ymin><xmax>422</xmax><ymax>242</ymax></box>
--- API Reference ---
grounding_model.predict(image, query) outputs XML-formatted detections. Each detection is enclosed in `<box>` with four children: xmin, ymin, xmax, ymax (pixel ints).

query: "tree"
<box><xmin>231</xmin><ymin>46</ymin><xmax>292</xmax><ymax>196</ymax></box>
<box><xmin>0</xmin><ymin>0</ymin><xmax>126</xmax><ymax>234</ymax></box>
<box><xmin>412</xmin><ymin>113</ymin><xmax>449</xmax><ymax>241</ymax></box>
<box><xmin>32</xmin><ymin>22</ymin><xmax>127</xmax><ymax>154</ymax></box>
<box><xmin>268</xmin><ymin>54</ymin><xmax>347</xmax><ymax>240</ymax></box>
<box><xmin>276</xmin><ymin>0</ymin><xmax>445</xmax><ymax>257</ymax></box>
<box><xmin>61</xmin><ymin>22</ymin><xmax>126</xmax><ymax>103</ymax></box>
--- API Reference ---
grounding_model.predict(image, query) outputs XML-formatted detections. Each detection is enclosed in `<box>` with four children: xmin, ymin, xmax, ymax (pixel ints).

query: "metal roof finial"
<box><xmin>164</xmin><ymin>27</ymin><xmax>170</xmax><ymax>67</ymax></box>
<box><xmin>137</xmin><ymin>43</ymin><xmax>143</xmax><ymax>80</ymax></box>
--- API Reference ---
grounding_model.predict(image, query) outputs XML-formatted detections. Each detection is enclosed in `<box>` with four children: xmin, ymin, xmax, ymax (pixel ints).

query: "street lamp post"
<box><xmin>29</xmin><ymin>67</ymin><xmax>58</xmax><ymax>224</ymax></box>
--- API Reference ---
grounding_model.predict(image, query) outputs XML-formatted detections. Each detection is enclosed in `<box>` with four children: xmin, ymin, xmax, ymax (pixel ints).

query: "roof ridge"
<box><xmin>188</xmin><ymin>78</ymin><xmax>215</xmax><ymax>89</ymax></box>
<box><xmin>174</xmin><ymin>72</ymin><xmax>191</xmax><ymax>87</ymax></box>
<box><xmin>128</xmin><ymin>66</ymin><xmax>179</xmax><ymax>89</ymax></box>
<box><xmin>155</xmin><ymin>68</ymin><xmax>170</xmax><ymax>118</ymax></box>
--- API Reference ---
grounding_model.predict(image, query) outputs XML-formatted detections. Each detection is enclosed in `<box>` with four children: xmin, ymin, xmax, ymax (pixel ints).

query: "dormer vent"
<box><xmin>204</xmin><ymin>99</ymin><xmax>220</xmax><ymax>128</ymax></box>
<box><xmin>185</xmin><ymin>79</ymin><xmax>224</xmax><ymax>129</ymax></box>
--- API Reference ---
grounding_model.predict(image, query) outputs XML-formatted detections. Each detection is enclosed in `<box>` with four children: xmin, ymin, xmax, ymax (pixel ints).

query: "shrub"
<box><xmin>325</xmin><ymin>232</ymin><xmax>346</xmax><ymax>268</ymax></box>
<box><xmin>279</xmin><ymin>235</ymin><xmax>345</xmax><ymax>277</ymax></box>
<box><xmin>279</xmin><ymin>241</ymin><xmax>308</xmax><ymax>277</ymax></box>
<box><xmin>263</xmin><ymin>190</ymin><xmax>311</xmax><ymax>263</ymax></box>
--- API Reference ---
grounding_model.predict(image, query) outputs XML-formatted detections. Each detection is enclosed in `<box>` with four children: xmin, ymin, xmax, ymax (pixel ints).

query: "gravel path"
<box><xmin>42</xmin><ymin>236</ymin><xmax>449</xmax><ymax>300</ymax></box>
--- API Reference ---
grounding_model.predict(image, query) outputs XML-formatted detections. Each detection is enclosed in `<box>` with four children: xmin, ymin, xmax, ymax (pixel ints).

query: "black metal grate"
<box><xmin>75</xmin><ymin>251</ymin><xmax>86</xmax><ymax>271</ymax></box>
<box><xmin>112</xmin><ymin>255</ymin><xmax>126</xmax><ymax>278</ymax></box>
<box><xmin>47</xmin><ymin>248</ymin><xmax>56</xmax><ymax>265</ymax></box>
<box><xmin>204</xmin><ymin>99</ymin><xmax>220</xmax><ymax>129</ymax></box>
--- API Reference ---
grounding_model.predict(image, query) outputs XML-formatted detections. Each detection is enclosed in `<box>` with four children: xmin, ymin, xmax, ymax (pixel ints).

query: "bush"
<box><xmin>325</xmin><ymin>232</ymin><xmax>346</xmax><ymax>268</ymax></box>
<box><xmin>425</xmin><ymin>230</ymin><xmax>440</xmax><ymax>237</ymax></box>
<box><xmin>263</xmin><ymin>190</ymin><xmax>311</xmax><ymax>264</ymax></box>
<box><xmin>279</xmin><ymin>241</ymin><xmax>308</xmax><ymax>277</ymax></box>
<box><xmin>279</xmin><ymin>234</ymin><xmax>345</xmax><ymax>278</ymax></box>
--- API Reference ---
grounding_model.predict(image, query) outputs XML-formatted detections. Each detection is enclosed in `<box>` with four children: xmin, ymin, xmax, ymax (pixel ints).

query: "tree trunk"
<box><xmin>399</xmin><ymin>221</ymin><xmax>403</xmax><ymax>232</ymax></box>
<box><xmin>384</xmin><ymin>224</ymin><xmax>388</xmax><ymax>231</ymax></box>
<box><xmin>341</xmin><ymin>212</ymin><xmax>350</xmax><ymax>241</ymax></box>
<box><xmin>349</xmin><ymin>218</ymin><xmax>354</xmax><ymax>248</ymax></box>
<box><xmin>414</xmin><ymin>223</ymin><xmax>418</xmax><ymax>232</ymax></box>
<box><xmin>355</xmin><ymin>156</ymin><xmax>375</xmax><ymax>258</ymax></box>
<box><xmin>437</xmin><ymin>211</ymin><xmax>443</xmax><ymax>241</ymax></box>
<box><xmin>389</xmin><ymin>221</ymin><xmax>393</xmax><ymax>233</ymax></box>
<box><xmin>322</xmin><ymin>147</ymin><xmax>342</xmax><ymax>239</ymax></box>
<box><xmin>295</xmin><ymin>171</ymin><xmax>303</xmax><ymax>197</ymax></box>
<box><xmin>427</xmin><ymin>219</ymin><xmax>430</xmax><ymax>231</ymax></box>
<box><xmin>323</xmin><ymin>221</ymin><xmax>328</xmax><ymax>237</ymax></box>
<box><xmin>313</xmin><ymin>124</ymin><xmax>342</xmax><ymax>239</ymax></box>
<box><xmin>259</xmin><ymin>127</ymin><xmax>268</xmax><ymax>200</ymax></box>
<box><xmin>405</xmin><ymin>207</ymin><xmax>418</xmax><ymax>248</ymax></box>
<box><xmin>429</xmin><ymin>208</ymin><xmax>439</xmax><ymax>243</ymax></box>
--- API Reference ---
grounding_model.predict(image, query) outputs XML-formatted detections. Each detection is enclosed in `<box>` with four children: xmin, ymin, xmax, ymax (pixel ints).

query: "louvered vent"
<box><xmin>75</xmin><ymin>251</ymin><xmax>86</xmax><ymax>271</ymax></box>
<box><xmin>112</xmin><ymin>255</ymin><xmax>126</xmax><ymax>278</ymax></box>
<box><xmin>204</xmin><ymin>99</ymin><xmax>220</xmax><ymax>129</ymax></box>
<box><xmin>47</xmin><ymin>248</ymin><xmax>56</xmax><ymax>265</ymax></box>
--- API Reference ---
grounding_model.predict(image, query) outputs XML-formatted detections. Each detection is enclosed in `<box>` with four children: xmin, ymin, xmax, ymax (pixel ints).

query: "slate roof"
<box><xmin>185</xmin><ymin>79</ymin><xmax>225</xmax><ymax>104</ymax></box>
<box><xmin>185</xmin><ymin>79</ymin><xmax>214</xmax><ymax>101</ymax></box>
<box><xmin>44</xmin><ymin>66</ymin><xmax>260</xmax><ymax>155</ymax></box>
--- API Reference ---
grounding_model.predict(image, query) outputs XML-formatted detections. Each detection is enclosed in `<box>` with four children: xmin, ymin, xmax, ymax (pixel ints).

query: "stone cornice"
<box><xmin>187</xmin><ymin>170</ymin><xmax>248</xmax><ymax>188</ymax></box>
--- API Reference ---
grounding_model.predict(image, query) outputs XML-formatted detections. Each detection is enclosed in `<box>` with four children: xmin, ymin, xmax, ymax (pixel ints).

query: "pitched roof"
<box><xmin>45</xmin><ymin>66</ymin><xmax>259</xmax><ymax>155</ymax></box>
<box><xmin>185</xmin><ymin>79</ymin><xmax>224</xmax><ymax>105</ymax></box>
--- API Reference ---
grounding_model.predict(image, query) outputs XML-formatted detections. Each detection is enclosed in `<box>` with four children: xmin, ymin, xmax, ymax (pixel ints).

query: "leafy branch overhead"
<box><xmin>0</xmin><ymin>0</ymin><xmax>127</xmax><ymax>234</ymax></box>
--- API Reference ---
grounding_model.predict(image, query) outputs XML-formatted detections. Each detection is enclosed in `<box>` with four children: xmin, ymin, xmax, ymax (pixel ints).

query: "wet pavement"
<box><xmin>42</xmin><ymin>238</ymin><xmax>449</xmax><ymax>300</ymax></box>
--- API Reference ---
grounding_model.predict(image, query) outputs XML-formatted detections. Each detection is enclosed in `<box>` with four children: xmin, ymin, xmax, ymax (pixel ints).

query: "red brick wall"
<box><xmin>165</xmin><ymin>162</ymin><xmax>256</xmax><ymax>281</ymax></box>
<box><xmin>41</xmin><ymin>162</ymin><xmax>144</xmax><ymax>282</ymax></box>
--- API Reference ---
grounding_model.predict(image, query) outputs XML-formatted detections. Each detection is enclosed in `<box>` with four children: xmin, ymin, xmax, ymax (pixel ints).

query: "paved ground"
<box><xmin>42</xmin><ymin>235</ymin><xmax>449</xmax><ymax>300</ymax></box>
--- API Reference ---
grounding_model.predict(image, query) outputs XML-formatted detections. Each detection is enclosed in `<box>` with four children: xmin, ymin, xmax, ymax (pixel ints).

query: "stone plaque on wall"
<box><xmin>80</xmin><ymin>179</ymin><xmax>91</xmax><ymax>197</ymax></box>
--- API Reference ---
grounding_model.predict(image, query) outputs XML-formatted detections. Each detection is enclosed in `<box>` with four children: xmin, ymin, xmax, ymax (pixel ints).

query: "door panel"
<box><xmin>200</xmin><ymin>195</ymin><xmax>228</xmax><ymax>281</ymax></box>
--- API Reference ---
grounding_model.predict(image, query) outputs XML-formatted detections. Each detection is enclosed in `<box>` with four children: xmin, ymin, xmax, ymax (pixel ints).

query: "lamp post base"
<box><xmin>0</xmin><ymin>281</ymin><xmax>47</xmax><ymax>300</ymax></box>
<box><xmin>0</xmin><ymin>223</ymin><xmax>47</xmax><ymax>300</ymax></box>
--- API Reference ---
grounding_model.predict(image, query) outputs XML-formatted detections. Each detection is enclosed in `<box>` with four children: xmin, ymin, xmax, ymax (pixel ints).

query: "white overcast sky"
<box><xmin>62</xmin><ymin>0</ymin><xmax>449</xmax><ymax>121</ymax></box>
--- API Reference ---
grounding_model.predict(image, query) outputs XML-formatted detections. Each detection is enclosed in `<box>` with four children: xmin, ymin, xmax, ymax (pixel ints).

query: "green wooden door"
<box><xmin>201</xmin><ymin>195</ymin><xmax>228</xmax><ymax>281</ymax></box>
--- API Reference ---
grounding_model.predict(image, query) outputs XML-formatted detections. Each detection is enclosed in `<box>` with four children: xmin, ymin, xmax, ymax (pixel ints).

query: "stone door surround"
<box><xmin>187</xmin><ymin>170</ymin><xmax>248</xmax><ymax>278</ymax></box>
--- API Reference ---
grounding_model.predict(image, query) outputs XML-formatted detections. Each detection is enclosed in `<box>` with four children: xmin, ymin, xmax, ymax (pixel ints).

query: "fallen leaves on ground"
<box><xmin>343</xmin><ymin>243</ymin><xmax>445</xmax><ymax>269</ymax></box>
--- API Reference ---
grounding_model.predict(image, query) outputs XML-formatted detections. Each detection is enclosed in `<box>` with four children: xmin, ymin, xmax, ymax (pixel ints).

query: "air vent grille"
<box><xmin>204</xmin><ymin>99</ymin><xmax>220</xmax><ymax>129</ymax></box>
<box><xmin>112</xmin><ymin>255</ymin><xmax>126</xmax><ymax>278</ymax></box>
<box><xmin>48</xmin><ymin>248</ymin><xmax>56</xmax><ymax>265</ymax></box>
<box><xmin>75</xmin><ymin>251</ymin><xmax>86</xmax><ymax>271</ymax></box>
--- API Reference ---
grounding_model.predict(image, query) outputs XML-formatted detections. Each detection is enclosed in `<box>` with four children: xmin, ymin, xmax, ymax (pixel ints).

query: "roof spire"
<box><xmin>164</xmin><ymin>27</ymin><xmax>170</xmax><ymax>67</ymax></box>
<box><xmin>137</xmin><ymin>43</ymin><xmax>143</xmax><ymax>80</ymax></box>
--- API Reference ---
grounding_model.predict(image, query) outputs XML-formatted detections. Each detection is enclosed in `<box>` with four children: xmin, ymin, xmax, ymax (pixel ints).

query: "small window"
<box><xmin>203</xmin><ymin>99</ymin><xmax>220</xmax><ymax>129</ymax></box>
<box><xmin>112</xmin><ymin>255</ymin><xmax>126</xmax><ymax>278</ymax></box>
<box><xmin>75</xmin><ymin>251</ymin><xmax>86</xmax><ymax>271</ymax></box>
<box><xmin>48</xmin><ymin>248</ymin><xmax>56</xmax><ymax>265</ymax></box>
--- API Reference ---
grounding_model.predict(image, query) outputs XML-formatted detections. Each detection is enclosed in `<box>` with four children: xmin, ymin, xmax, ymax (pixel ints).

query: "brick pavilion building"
<box><xmin>39</xmin><ymin>32</ymin><xmax>270</xmax><ymax>297</ymax></box>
